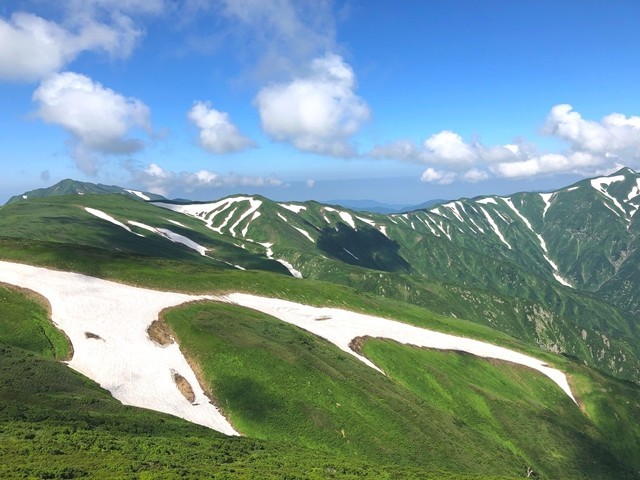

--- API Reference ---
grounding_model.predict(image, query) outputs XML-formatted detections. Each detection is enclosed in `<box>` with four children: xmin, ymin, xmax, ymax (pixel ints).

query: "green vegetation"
<box><xmin>0</xmin><ymin>287</ymin><xmax>512</xmax><ymax>479</ymax></box>
<box><xmin>0</xmin><ymin>284</ymin><xmax>71</xmax><ymax>360</ymax></box>
<box><xmin>164</xmin><ymin>301</ymin><xmax>639</xmax><ymax>479</ymax></box>
<box><xmin>2</xmin><ymin>174</ymin><xmax>640</xmax><ymax>478</ymax></box>
<box><xmin>3</xmin><ymin>181</ymin><xmax>640</xmax><ymax>385</ymax></box>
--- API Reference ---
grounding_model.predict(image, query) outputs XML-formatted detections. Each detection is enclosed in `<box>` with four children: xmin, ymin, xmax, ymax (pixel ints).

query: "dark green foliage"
<box><xmin>316</xmin><ymin>223</ymin><xmax>410</xmax><ymax>272</ymax></box>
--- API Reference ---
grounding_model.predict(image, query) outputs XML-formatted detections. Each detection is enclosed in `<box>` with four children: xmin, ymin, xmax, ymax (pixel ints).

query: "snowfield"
<box><xmin>0</xmin><ymin>260</ymin><xmax>238</xmax><ymax>436</ymax></box>
<box><xmin>0</xmin><ymin>260</ymin><xmax>578</xmax><ymax>437</ymax></box>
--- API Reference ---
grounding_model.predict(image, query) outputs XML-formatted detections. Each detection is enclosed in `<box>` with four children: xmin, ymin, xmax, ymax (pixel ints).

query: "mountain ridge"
<box><xmin>2</xmin><ymin>169</ymin><xmax>640</xmax><ymax>478</ymax></box>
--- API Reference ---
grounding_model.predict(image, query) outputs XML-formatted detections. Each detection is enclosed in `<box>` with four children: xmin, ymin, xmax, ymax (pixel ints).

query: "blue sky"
<box><xmin>1</xmin><ymin>0</ymin><xmax>640</xmax><ymax>204</ymax></box>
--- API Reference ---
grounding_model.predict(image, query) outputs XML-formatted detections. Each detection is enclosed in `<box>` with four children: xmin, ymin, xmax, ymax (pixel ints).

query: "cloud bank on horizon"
<box><xmin>1</xmin><ymin>0</ymin><xmax>639</xmax><ymax>198</ymax></box>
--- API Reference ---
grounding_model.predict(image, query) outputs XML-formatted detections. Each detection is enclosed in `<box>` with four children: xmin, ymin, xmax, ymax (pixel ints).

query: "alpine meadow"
<box><xmin>2</xmin><ymin>1</ymin><xmax>640</xmax><ymax>479</ymax></box>
<box><xmin>2</xmin><ymin>169</ymin><xmax>640</xmax><ymax>479</ymax></box>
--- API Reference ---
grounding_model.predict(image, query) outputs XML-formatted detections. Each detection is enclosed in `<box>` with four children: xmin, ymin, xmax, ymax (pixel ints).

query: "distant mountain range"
<box><xmin>327</xmin><ymin>198</ymin><xmax>447</xmax><ymax>214</ymax></box>
<box><xmin>1</xmin><ymin>168</ymin><xmax>639</xmax><ymax>478</ymax></box>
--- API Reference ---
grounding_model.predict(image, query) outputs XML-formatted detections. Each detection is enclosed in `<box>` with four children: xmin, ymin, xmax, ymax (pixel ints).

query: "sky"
<box><xmin>1</xmin><ymin>0</ymin><xmax>640</xmax><ymax>205</ymax></box>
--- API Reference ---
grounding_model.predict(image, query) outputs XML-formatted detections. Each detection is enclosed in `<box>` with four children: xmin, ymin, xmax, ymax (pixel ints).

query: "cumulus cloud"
<box><xmin>254</xmin><ymin>53</ymin><xmax>370</xmax><ymax>156</ymax></box>
<box><xmin>130</xmin><ymin>162</ymin><xmax>284</xmax><ymax>196</ymax></box>
<box><xmin>33</xmin><ymin>71</ymin><xmax>152</xmax><ymax>175</ymax></box>
<box><xmin>420</xmin><ymin>168</ymin><xmax>457</xmax><ymax>185</ymax></box>
<box><xmin>491</xmin><ymin>152</ymin><xmax>602</xmax><ymax>179</ymax></box>
<box><xmin>544</xmin><ymin>104</ymin><xmax>640</xmax><ymax>156</ymax></box>
<box><xmin>489</xmin><ymin>105</ymin><xmax>640</xmax><ymax>179</ymax></box>
<box><xmin>462</xmin><ymin>168</ymin><xmax>490</xmax><ymax>182</ymax></box>
<box><xmin>375</xmin><ymin>104</ymin><xmax>640</xmax><ymax>183</ymax></box>
<box><xmin>187</xmin><ymin>101</ymin><xmax>255</xmax><ymax>154</ymax></box>
<box><xmin>371</xmin><ymin>132</ymin><xmax>516</xmax><ymax>166</ymax></box>
<box><xmin>0</xmin><ymin>11</ymin><xmax>140</xmax><ymax>82</ymax></box>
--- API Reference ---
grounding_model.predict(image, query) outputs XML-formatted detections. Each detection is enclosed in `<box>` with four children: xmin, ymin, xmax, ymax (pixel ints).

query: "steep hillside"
<box><xmin>1</xmin><ymin>259</ymin><xmax>639</xmax><ymax>478</ymax></box>
<box><xmin>2</xmin><ymin>170</ymin><xmax>640</xmax><ymax>384</ymax></box>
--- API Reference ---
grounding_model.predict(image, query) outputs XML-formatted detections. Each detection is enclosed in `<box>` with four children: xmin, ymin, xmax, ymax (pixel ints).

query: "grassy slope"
<box><xmin>164</xmin><ymin>301</ymin><xmax>639</xmax><ymax>479</ymax></box>
<box><xmin>0</xmin><ymin>238</ymin><xmax>570</xmax><ymax>364</ymax></box>
<box><xmin>2</xmin><ymin>195</ymin><xmax>639</xmax><ymax>384</ymax></box>
<box><xmin>0</xmin><ymin>195</ymin><xmax>289</xmax><ymax>274</ymax></box>
<box><xmin>0</xmin><ymin>288</ymin><xmax>507</xmax><ymax>479</ymax></box>
<box><xmin>0</xmin><ymin>284</ymin><xmax>71</xmax><ymax>360</ymax></box>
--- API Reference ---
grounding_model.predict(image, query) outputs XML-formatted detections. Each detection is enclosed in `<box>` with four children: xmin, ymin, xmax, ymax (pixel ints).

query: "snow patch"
<box><xmin>590</xmin><ymin>176</ymin><xmax>627</xmax><ymax>216</ymax></box>
<box><xmin>157</xmin><ymin>229</ymin><xmax>208</xmax><ymax>256</ymax></box>
<box><xmin>356</xmin><ymin>216</ymin><xmax>376</xmax><ymax>227</ymax></box>
<box><xmin>279</xmin><ymin>203</ymin><xmax>307</xmax><ymax>214</ymax></box>
<box><xmin>229</xmin><ymin>201</ymin><xmax>262</xmax><ymax>237</ymax></box>
<box><xmin>125</xmin><ymin>189</ymin><xmax>151</xmax><ymax>201</ymax></box>
<box><xmin>222</xmin><ymin>293</ymin><xmax>578</xmax><ymax>405</ymax></box>
<box><xmin>476</xmin><ymin>197</ymin><xmax>497</xmax><ymax>205</ymax></box>
<box><xmin>502</xmin><ymin>199</ymin><xmax>571</xmax><ymax>287</ymax></box>
<box><xmin>277</xmin><ymin>212</ymin><xmax>289</xmax><ymax>223</ymax></box>
<box><xmin>626</xmin><ymin>179</ymin><xmax>640</xmax><ymax>201</ymax></box>
<box><xmin>539</xmin><ymin>193</ymin><xmax>554</xmax><ymax>218</ymax></box>
<box><xmin>443</xmin><ymin>202</ymin><xmax>465</xmax><ymax>223</ymax></box>
<box><xmin>127</xmin><ymin>221</ymin><xmax>208</xmax><ymax>256</ymax></box>
<box><xmin>0</xmin><ymin>261</ymin><xmax>238</xmax><ymax>435</ymax></box>
<box><xmin>479</xmin><ymin>207</ymin><xmax>511</xmax><ymax>249</ymax></box>
<box><xmin>338</xmin><ymin>211</ymin><xmax>356</xmax><ymax>229</ymax></box>
<box><xmin>277</xmin><ymin>259</ymin><xmax>303</xmax><ymax>278</ymax></box>
<box><xmin>293</xmin><ymin>226</ymin><xmax>315</xmax><ymax>243</ymax></box>
<box><xmin>553</xmin><ymin>273</ymin><xmax>573</xmax><ymax>288</ymax></box>
<box><xmin>85</xmin><ymin>208</ymin><xmax>143</xmax><ymax>237</ymax></box>
<box><xmin>155</xmin><ymin>197</ymin><xmax>261</xmax><ymax>236</ymax></box>
<box><xmin>166</xmin><ymin>219</ymin><xmax>190</xmax><ymax>229</ymax></box>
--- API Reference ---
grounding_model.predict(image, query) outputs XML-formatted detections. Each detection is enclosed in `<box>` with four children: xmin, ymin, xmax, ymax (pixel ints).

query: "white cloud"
<box><xmin>369</xmin><ymin>139</ymin><xmax>420</xmax><ymax>162</ymax></box>
<box><xmin>420</xmin><ymin>168</ymin><xmax>456</xmax><ymax>185</ymax></box>
<box><xmin>33</xmin><ymin>71</ymin><xmax>152</xmax><ymax>175</ymax></box>
<box><xmin>545</xmin><ymin>103</ymin><xmax>640</xmax><ymax>156</ymax></box>
<box><xmin>131</xmin><ymin>163</ymin><xmax>284</xmax><ymax>196</ymax></box>
<box><xmin>371</xmin><ymin>133</ymin><xmax>517</xmax><ymax>166</ymax></box>
<box><xmin>462</xmin><ymin>168</ymin><xmax>490</xmax><ymax>182</ymax></box>
<box><xmin>187</xmin><ymin>101</ymin><xmax>255</xmax><ymax>154</ymax></box>
<box><xmin>375</xmin><ymin>104</ymin><xmax>640</xmax><ymax>183</ymax></box>
<box><xmin>0</xmin><ymin>11</ymin><xmax>140</xmax><ymax>82</ymax></box>
<box><xmin>491</xmin><ymin>151</ymin><xmax>602</xmax><ymax>179</ymax></box>
<box><xmin>254</xmin><ymin>54</ymin><xmax>370</xmax><ymax>157</ymax></box>
<box><xmin>423</xmin><ymin>131</ymin><xmax>476</xmax><ymax>166</ymax></box>
<box><xmin>490</xmin><ymin>105</ymin><xmax>640</xmax><ymax>179</ymax></box>
<box><xmin>306</xmin><ymin>179</ymin><xmax>315</xmax><ymax>188</ymax></box>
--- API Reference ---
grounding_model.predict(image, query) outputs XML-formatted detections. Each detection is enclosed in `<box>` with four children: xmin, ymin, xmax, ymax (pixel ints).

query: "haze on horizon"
<box><xmin>1</xmin><ymin>0</ymin><xmax>639</xmax><ymax>204</ymax></box>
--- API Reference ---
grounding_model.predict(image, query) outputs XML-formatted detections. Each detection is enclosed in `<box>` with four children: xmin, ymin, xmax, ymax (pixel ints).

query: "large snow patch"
<box><xmin>0</xmin><ymin>260</ymin><xmax>238</xmax><ymax>435</ymax></box>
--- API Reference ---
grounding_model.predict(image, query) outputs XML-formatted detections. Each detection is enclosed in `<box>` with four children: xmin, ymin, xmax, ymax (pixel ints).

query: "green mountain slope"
<box><xmin>5</xmin><ymin>178</ymin><xmax>166</xmax><ymax>204</ymax></box>
<box><xmin>1</xmin><ymin>265</ymin><xmax>639</xmax><ymax>478</ymax></box>
<box><xmin>2</xmin><ymin>171</ymin><xmax>640</xmax><ymax>385</ymax></box>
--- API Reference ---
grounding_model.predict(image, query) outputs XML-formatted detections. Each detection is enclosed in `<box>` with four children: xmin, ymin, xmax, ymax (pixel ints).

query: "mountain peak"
<box><xmin>6</xmin><ymin>179</ymin><xmax>166</xmax><ymax>205</ymax></box>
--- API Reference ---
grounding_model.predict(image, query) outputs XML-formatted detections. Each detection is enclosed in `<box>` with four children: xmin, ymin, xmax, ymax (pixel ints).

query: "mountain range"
<box><xmin>1</xmin><ymin>168</ymin><xmax>640</xmax><ymax>479</ymax></box>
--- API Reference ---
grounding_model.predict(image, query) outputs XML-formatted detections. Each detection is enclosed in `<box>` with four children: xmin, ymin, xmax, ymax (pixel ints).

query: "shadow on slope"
<box><xmin>316</xmin><ymin>223</ymin><xmax>410</xmax><ymax>272</ymax></box>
